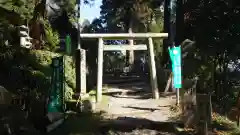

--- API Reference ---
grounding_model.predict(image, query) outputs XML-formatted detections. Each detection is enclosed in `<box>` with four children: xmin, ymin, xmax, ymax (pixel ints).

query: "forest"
<box><xmin>0</xmin><ymin>0</ymin><xmax>240</xmax><ymax>135</ymax></box>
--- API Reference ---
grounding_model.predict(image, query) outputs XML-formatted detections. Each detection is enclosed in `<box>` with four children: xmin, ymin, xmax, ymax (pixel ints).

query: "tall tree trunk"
<box><xmin>212</xmin><ymin>58</ymin><xmax>216</xmax><ymax>94</ymax></box>
<box><xmin>127</xmin><ymin>20</ymin><xmax>134</xmax><ymax>68</ymax></box>
<box><xmin>223</xmin><ymin>52</ymin><xmax>228</xmax><ymax>115</ymax></box>
<box><xmin>29</xmin><ymin>0</ymin><xmax>47</xmax><ymax>49</ymax></box>
<box><xmin>128</xmin><ymin>21</ymin><xmax>134</xmax><ymax>65</ymax></box>
<box><xmin>29</xmin><ymin>20</ymin><xmax>42</xmax><ymax>49</ymax></box>
<box><xmin>175</xmin><ymin>0</ymin><xmax>184</xmax><ymax>45</ymax></box>
<box><xmin>162</xmin><ymin>0</ymin><xmax>171</xmax><ymax>66</ymax></box>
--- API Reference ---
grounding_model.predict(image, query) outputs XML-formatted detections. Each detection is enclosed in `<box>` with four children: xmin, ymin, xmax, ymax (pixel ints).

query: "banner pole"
<box><xmin>176</xmin><ymin>88</ymin><xmax>180</xmax><ymax>105</ymax></box>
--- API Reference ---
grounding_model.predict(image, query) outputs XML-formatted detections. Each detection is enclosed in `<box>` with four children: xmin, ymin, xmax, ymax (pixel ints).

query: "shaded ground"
<box><xmin>48</xmin><ymin>79</ymin><xmax>240</xmax><ymax>135</ymax></box>
<box><xmin>49</xmin><ymin>112</ymin><xmax>191</xmax><ymax>135</ymax></box>
<box><xmin>0</xmin><ymin>104</ymin><xmax>42</xmax><ymax>135</ymax></box>
<box><xmin>49</xmin><ymin>112</ymin><xmax>240</xmax><ymax>135</ymax></box>
<box><xmin>50</xmin><ymin>81</ymin><xmax>186</xmax><ymax>135</ymax></box>
<box><xmin>1</xmin><ymin>80</ymin><xmax>238</xmax><ymax>135</ymax></box>
<box><xmin>96</xmin><ymin>82</ymin><xmax>179</xmax><ymax>122</ymax></box>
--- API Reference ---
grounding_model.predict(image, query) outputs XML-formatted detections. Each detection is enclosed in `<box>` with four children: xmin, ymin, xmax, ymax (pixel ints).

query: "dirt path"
<box><xmin>50</xmin><ymin>82</ymin><xmax>196</xmax><ymax>135</ymax></box>
<box><xmin>96</xmin><ymin>82</ymin><xmax>179</xmax><ymax>122</ymax></box>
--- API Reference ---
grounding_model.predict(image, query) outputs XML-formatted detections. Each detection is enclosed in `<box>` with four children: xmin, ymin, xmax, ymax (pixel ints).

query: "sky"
<box><xmin>80</xmin><ymin>0</ymin><xmax>101</xmax><ymax>23</ymax></box>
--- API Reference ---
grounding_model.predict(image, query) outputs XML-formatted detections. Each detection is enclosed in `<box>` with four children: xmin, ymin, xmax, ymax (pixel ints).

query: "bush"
<box><xmin>0</xmin><ymin>47</ymin><xmax>75</xmax><ymax>100</ymax></box>
<box><xmin>42</xmin><ymin>19</ymin><xmax>60</xmax><ymax>51</ymax></box>
<box><xmin>29</xmin><ymin>50</ymin><xmax>76</xmax><ymax>100</ymax></box>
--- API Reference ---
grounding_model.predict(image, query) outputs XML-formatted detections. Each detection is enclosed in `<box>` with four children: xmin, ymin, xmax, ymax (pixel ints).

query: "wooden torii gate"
<box><xmin>80</xmin><ymin>33</ymin><xmax>168</xmax><ymax>102</ymax></box>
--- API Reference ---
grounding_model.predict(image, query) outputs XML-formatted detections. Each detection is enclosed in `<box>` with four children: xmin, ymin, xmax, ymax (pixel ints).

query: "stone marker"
<box><xmin>0</xmin><ymin>86</ymin><xmax>13</xmax><ymax>105</ymax></box>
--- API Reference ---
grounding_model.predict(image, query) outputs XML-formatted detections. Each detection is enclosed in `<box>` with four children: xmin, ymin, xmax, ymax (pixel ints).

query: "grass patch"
<box><xmin>212</xmin><ymin>113</ymin><xmax>240</xmax><ymax>135</ymax></box>
<box><xmin>168</xmin><ymin>112</ymin><xmax>240</xmax><ymax>134</ymax></box>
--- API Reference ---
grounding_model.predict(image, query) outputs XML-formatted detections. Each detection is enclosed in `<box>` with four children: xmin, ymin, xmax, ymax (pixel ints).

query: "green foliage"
<box><xmin>100</xmin><ymin>0</ymin><xmax>162</xmax><ymax>32</ymax></box>
<box><xmin>212</xmin><ymin>113</ymin><xmax>240</xmax><ymax>135</ymax></box>
<box><xmin>149</xmin><ymin>15</ymin><xmax>164</xmax><ymax>56</ymax></box>
<box><xmin>0</xmin><ymin>46</ymin><xmax>75</xmax><ymax>100</ymax></box>
<box><xmin>103</xmin><ymin>52</ymin><xmax>126</xmax><ymax>72</ymax></box>
<box><xmin>183</xmin><ymin>0</ymin><xmax>240</xmax><ymax>112</ymax></box>
<box><xmin>64</xmin><ymin>0</ymin><xmax>77</xmax><ymax>19</ymax></box>
<box><xmin>184</xmin><ymin>0</ymin><xmax>240</xmax><ymax>56</ymax></box>
<box><xmin>0</xmin><ymin>0</ymin><xmax>35</xmax><ymax>20</ymax></box>
<box><xmin>30</xmin><ymin>50</ymin><xmax>76</xmax><ymax>100</ymax></box>
<box><xmin>42</xmin><ymin>19</ymin><xmax>60</xmax><ymax>51</ymax></box>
